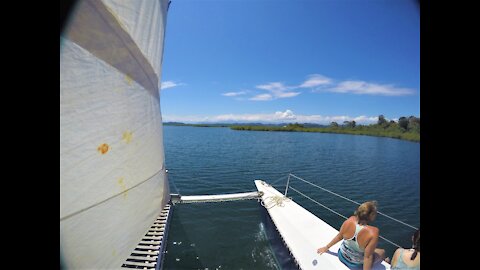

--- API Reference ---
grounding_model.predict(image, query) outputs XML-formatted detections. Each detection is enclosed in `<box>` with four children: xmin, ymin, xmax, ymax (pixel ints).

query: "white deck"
<box><xmin>255</xmin><ymin>180</ymin><xmax>390</xmax><ymax>270</ymax></box>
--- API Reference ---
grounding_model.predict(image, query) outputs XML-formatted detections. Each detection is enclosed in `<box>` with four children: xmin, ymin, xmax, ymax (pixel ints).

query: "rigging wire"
<box><xmin>289</xmin><ymin>173</ymin><xmax>418</xmax><ymax>231</ymax></box>
<box><xmin>289</xmin><ymin>186</ymin><xmax>402</xmax><ymax>249</ymax></box>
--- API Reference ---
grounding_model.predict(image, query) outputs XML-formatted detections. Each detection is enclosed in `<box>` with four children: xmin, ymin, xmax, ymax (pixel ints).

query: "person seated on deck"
<box><xmin>316</xmin><ymin>201</ymin><xmax>389</xmax><ymax>270</ymax></box>
<box><xmin>390</xmin><ymin>229</ymin><xmax>420</xmax><ymax>270</ymax></box>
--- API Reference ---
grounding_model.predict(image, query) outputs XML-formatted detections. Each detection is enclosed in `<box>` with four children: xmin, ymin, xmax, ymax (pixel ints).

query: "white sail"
<box><xmin>60</xmin><ymin>0</ymin><xmax>170</xmax><ymax>268</ymax></box>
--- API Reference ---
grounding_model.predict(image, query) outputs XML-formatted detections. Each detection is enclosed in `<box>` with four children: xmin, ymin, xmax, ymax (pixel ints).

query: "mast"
<box><xmin>60</xmin><ymin>0</ymin><xmax>170</xmax><ymax>268</ymax></box>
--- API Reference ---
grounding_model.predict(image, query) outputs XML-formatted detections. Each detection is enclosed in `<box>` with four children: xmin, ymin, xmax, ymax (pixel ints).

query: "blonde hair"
<box><xmin>354</xmin><ymin>201</ymin><xmax>378</xmax><ymax>223</ymax></box>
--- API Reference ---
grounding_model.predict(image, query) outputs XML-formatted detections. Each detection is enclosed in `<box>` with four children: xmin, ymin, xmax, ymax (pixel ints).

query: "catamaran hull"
<box><xmin>255</xmin><ymin>180</ymin><xmax>391</xmax><ymax>270</ymax></box>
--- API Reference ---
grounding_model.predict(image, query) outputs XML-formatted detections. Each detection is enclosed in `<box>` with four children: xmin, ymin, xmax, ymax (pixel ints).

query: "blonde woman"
<box><xmin>317</xmin><ymin>201</ymin><xmax>388</xmax><ymax>270</ymax></box>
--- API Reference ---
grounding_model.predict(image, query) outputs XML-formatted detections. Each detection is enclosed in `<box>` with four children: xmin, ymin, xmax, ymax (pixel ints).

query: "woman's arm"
<box><xmin>317</xmin><ymin>219</ymin><xmax>348</xmax><ymax>254</ymax></box>
<box><xmin>317</xmin><ymin>232</ymin><xmax>343</xmax><ymax>254</ymax></box>
<box><xmin>362</xmin><ymin>228</ymin><xmax>379</xmax><ymax>270</ymax></box>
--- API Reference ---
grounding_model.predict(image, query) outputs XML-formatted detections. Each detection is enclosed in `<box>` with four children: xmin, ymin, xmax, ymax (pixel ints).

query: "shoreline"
<box><xmin>230</xmin><ymin>126</ymin><xmax>419</xmax><ymax>142</ymax></box>
<box><xmin>164</xmin><ymin>123</ymin><xmax>420</xmax><ymax>143</ymax></box>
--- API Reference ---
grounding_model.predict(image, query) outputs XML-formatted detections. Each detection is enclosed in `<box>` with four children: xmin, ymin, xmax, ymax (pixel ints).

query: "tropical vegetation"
<box><xmin>164</xmin><ymin>115</ymin><xmax>420</xmax><ymax>142</ymax></box>
<box><xmin>230</xmin><ymin>115</ymin><xmax>420</xmax><ymax>142</ymax></box>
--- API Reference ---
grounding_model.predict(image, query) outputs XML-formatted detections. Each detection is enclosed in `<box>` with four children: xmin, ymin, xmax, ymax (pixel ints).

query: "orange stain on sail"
<box><xmin>118</xmin><ymin>177</ymin><xmax>128</xmax><ymax>199</ymax></box>
<box><xmin>125</xmin><ymin>74</ymin><xmax>133</xmax><ymax>85</ymax></box>
<box><xmin>122</xmin><ymin>131</ymin><xmax>133</xmax><ymax>143</ymax></box>
<box><xmin>97</xmin><ymin>143</ymin><xmax>110</xmax><ymax>154</ymax></box>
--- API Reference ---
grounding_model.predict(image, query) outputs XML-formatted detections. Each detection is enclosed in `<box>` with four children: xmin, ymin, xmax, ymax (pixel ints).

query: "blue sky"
<box><xmin>159</xmin><ymin>0</ymin><xmax>419</xmax><ymax>124</ymax></box>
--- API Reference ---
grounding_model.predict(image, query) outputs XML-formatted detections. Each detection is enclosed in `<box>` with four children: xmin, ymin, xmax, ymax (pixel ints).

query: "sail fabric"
<box><xmin>102</xmin><ymin>0</ymin><xmax>167</xmax><ymax>78</ymax></box>
<box><xmin>60</xmin><ymin>0</ymin><xmax>170</xmax><ymax>268</ymax></box>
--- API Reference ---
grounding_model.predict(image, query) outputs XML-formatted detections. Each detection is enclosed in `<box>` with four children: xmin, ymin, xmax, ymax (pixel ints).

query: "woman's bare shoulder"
<box><xmin>363</xmin><ymin>225</ymin><xmax>379</xmax><ymax>238</ymax></box>
<box><xmin>340</xmin><ymin>216</ymin><xmax>356</xmax><ymax>233</ymax></box>
<box><xmin>393</xmin><ymin>248</ymin><xmax>403</xmax><ymax>256</ymax></box>
<box><xmin>346</xmin><ymin>216</ymin><xmax>356</xmax><ymax>222</ymax></box>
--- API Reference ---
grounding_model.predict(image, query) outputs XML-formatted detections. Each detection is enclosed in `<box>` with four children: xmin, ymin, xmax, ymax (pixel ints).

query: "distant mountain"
<box><xmin>164</xmin><ymin>121</ymin><xmax>328</xmax><ymax>127</ymax></box>
<box><xmin>163</xmin><ymin>122</ymin><xmax>186</xmax><ymax>125</ymax></box>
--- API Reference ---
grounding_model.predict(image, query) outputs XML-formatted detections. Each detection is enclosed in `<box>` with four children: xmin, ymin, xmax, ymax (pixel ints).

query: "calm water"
<box><xmin>162</xmin><ymin>126</ymin><xmax>420</xmax><ymax>269</ymax></box>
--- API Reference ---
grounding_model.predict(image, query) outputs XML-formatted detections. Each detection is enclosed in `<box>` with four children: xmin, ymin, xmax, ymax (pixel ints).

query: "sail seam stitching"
<box><xmin>60</xmin><ymin>167</ymin><xmax>165</xmax><ymax>222</ymax></box>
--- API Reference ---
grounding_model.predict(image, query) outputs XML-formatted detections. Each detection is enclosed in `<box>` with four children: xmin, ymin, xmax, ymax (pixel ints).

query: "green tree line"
<box><xmin>231</xmin><ymin>115</ymin><xmax>420</xmax><ymax>142</ymax></box>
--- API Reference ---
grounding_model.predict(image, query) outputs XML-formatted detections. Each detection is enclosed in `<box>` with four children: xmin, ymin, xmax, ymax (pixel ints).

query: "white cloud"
<box><xmin>221</xmin><ymin>82</ymin><xmax>300</xmax><ymax>101</ymax></box>
<box><xmin>298</xmin><ymin>74</ymin><xmax>332</xmax><ymax>88</ymax></box>
<box><xmin>164</xmin><ymin>110</ymin><xmax>380</xmax><ymax>125</ymax></box>
<box><xmin>276</xmin><ymin>92</ymin><xmax>301</xmax><ymax>98</ymax></box>
<box><xmin>294</xmin><ymin>114</ymin><xmax>349</xmax><ymax>123</ymax></box>
<box><xmin>160</xmin><ymin>81</ymin><xmax>184</xmax><ymax>90</ymax></box>
<box><xmin>325</xmin><ymin>81</ymin><xmax>415</xmax><ymax>96</ymax></box>
<box><xmin>274</xmin><ymin>109</ymin><xmax>296</xmax><ymax>120</ymax></box>
<box><xmin>222</xmin><ymin>91</ymin><xmax>248</xmax><ymax>97</ymax></box>
<box><xmin>220</xmin><ymin>74</ymin><xmax>416</xmax><ymax>101</ymax></box>
<box><xmin>249</xmin><ymin>94</ymin><xmax>273</xmax><ymax>101</ymax></box>
<box><xmin>253</xmin><ymin>82</ymin><xmax>300</xmax><ymax>101</ymax></box>
<box><xmin>352</xmin><ymin>115</ymin><xmax>380</xmax><ymax>123</ymax></box>
<box><xmin>256</xmin><ymin>82</ymin><xmax>289</xmax><ymax>92</ymax></box>
<box><xmin>212</xmin><ymin>110</ymin><xmax>298</xmax><ymax>122</ymax></box>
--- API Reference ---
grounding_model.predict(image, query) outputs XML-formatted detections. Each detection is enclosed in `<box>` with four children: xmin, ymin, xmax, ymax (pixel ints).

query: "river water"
<box><xmin>162</xmin><ymin>126</ymin><xmax>420</xmax><ymax>269</ymax></box>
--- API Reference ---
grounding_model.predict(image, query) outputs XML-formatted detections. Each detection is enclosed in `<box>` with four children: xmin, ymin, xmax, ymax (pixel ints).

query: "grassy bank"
<box><xmin>163</xmin><ymin>122</ymin><xmax>230</xmax><ymax>128</ymax></box>
<box><xmin>230</xmin><ymin>124</ymin><xmax>420</xmax><ymax>142</ymax></box>
<box><xmin>164</xmin><ymin>120</ymin><xmax>420</xmax><ymax>142</ymax></box>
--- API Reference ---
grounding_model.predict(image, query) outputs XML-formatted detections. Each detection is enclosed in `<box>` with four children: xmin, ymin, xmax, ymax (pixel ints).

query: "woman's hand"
<box><xmin>317</xmin><ymin>246</ymin><xmax>329</xmax><ymax>255</ymax></box>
